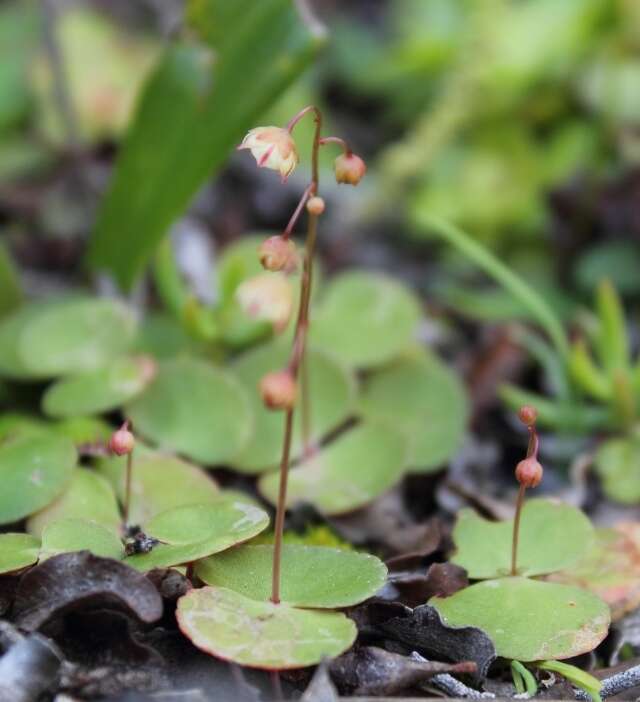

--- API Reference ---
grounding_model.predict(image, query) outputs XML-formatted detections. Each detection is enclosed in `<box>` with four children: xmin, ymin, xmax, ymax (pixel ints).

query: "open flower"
<box><xmin>236</xmin><ymin>273</ymin><xmax>293</xmax><ymax>333</ymax></box>
<box><xmin>238</xmin><ymin>126</ymin><xmax>299</xmax><ymax>182</ymax></box>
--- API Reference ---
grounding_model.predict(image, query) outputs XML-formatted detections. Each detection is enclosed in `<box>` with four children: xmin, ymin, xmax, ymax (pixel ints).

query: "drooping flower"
<box><xmin>236</xmin><ymin>273</ymin><xmax>293</xmax><ymax>333</ymax></box>
<box><xmin>238</xmin><ymin>126</ymin><xmax>299</xmax><ymax>182</ymax></box>
<box><xmin>334</xmin><ymin>153</ymin><xmax>366</xmax><ymax>186</ymax></box>
<box><xmin>258</xmin><ymin>236</ymin><xmax>298</xmax><ymax>273</ymax></box>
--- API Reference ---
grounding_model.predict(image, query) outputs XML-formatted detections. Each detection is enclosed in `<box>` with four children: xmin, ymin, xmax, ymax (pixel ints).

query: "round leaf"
<box><xmin>196</xmin><ymin>544</ymin><xmax>387</xmax><ymax>608</ymax></box>
<box><xmin>0</xmin><ymin>432</ymin><xmax>76</xmax><ymax>524</ymax></box>
<box><xmin>126</xmin><ymin>358</ymin><xmax>252</xmax><ymax>464</ymax></box>
<box><xmin>452</xmin><ymin>499</ymin><xmax>595</xmax><ymax>579</ymax></box>
<box><xmin>27</xmin><ymin>468</ymin><xmax>120</xmax><ymax>537</ymax></box>
<box><xmin>0</xmin><ymin>297</ymin><xmax>136</xmax><ymax>379</ymax></box>
<box><xmin>358</xmin><ymin>351</ymin><xmax>468</xmax><ymax>472</ymax></box>
<box><xmin>177</xmin><ymin>586</ymin><xmax>357</xmax><ymax>669</ymax></box>
<box><xmin>310</xmin><ymin>271</ymin><xmax>421</xmax><ymax>369</ymax></box>
<box><xmin>258</xmin><ymin>422</ymin><xmax>407</xmax><ymax>515</ymax></box>
<box><xmin>231</xmin><ymin>341</ymin><xmax>356</xmax><ymax>473</ymax></box>
<box><xmin>42</xmin><ymin>355</ymin><xmax>156</xmax><ymax>418</ymax></box>
<box><xmin>594</xmin><ymin>437</ymin><xmax>640</xmax><ymax>504</ymax></box>
<box><xmin>431</xmin><ymin>577</ymin><xmax>610</xmax><ymax>661</ymax></box>
<box><xmin>96</xmin><ymin>450</ymin><xmax>220</xmax><ymax>525</ymax></box>
<box><xmin>547</xmin><ymin>523</ymin><xmax>640</xmax><ymax>621</ymax></box>
<box><xmin>0</xmin><ymin>533</ymin><xmax>40</xmax><ymax>574</ymax></box>
<box><xmin>125</xmin><ymin>501</ymin><xmax>269</xmax><ymax>571</ymax></box>
<box><xmin>40</xmin><ymin>518</ymin><xmax>124</xmax><ymax>560</ymax></box>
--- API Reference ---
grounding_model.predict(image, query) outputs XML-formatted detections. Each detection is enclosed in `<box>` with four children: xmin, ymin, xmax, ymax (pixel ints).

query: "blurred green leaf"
<box><xmin>88</xmin><ymin>0</ymin><xmax>324</xmax><ymax>289</ymax></box>
<box><xmin>0</xmin><ymin>243</ymin><xmax>22</xmax><ymax>318</ymax></box>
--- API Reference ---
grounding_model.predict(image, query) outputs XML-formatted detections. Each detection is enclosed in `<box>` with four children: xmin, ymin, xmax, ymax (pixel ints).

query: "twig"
<box><xmin>574</xmin><ymin>665</ymin><xmax>640</xmax><ymax>701</ymax></box>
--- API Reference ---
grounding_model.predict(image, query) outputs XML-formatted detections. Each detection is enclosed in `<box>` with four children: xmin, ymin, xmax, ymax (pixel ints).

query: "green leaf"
<box><xmin>451</xmin><ymin>499</ymin><xmax>594</xmax><ymax>579</ymax></box>
<box><xmin>87</xmin><ymin>0</ymin><xmax>323</xmax><ymax>289</ymax></box>
<box><xmin>0</xmin><ymin>533</ymin><xmax>40</xmax><ymax>574</ymax></box>
<box><xmin>310</xmin><ymin>271</ymin><xmax>422</xmax><ymax>369</ymax></box>
<box><xmin>568</xmin><ymin>340</ymin><xmax>611</xmax><ymax>402</ymax></box>
<box><xmin>593</xmin><ymin>437</ymin><xmax>640</xmax><ymax>504</ymax></box>
<box><xmin>0</xmin><ymin>242</ymin><xmax>22</xmax><ymax>318</ymax></box>
<box><xmin>258</xmin><ymin>421</ymin><xmax>407</xmax><ymax>515</ymax></box>
<box><xmin>0</xmin><ymin>432</ymin><xmax>76</xmax><ymax>524</ymax></box>
<box><xmin>537</xmin><ymin>660</ymin><xmax>602</xmax><ymax>702</ymax></box>
<box><xmin>594</xmin><ymin>280</ymin><xmax>629</xmax><ymax>373</ymax></box>
<box><xmin>358</xmin><ymin>350</ymin><xmax>467</xmax><ymax>472</ymax></box>
<box><xmin>96</xmin><ymin>449</ymin><xmax>221</xmax><ymax>525</ymax></box>
<box><xmin>42</xmin><ymin>355</ymin><xmax>156</xmax><ymax>418</ymax></box>
<box><xmin>431</xmin><ymin>577</ymin><xmax>610</xmax><ymax>661</ymax></box>
<box><xmin>126</xmin><ymin>358</ymin><xmax>252</xmax><ymax>464</ymax></box>
<box><xmin>196</xmin><ymin>544</ymin><xmax>386</xmax><ymax>608</ymax></box>
<box><xmin>177</xmin><ymin>586</ymin><xmax>356</xmax><ymax>669</ymax></box>
<box><xmin>0</xmin><ymin>297</ymin><xmax>136</xmax><ymax>379</ymax></box>
<box><xmin>27</xmin><ymin>468</ymin><xmax>120</xmax><ymax>537</ymax></box>
<box><xmin>125</xmin><ymin>501</ymin><xmax>269</xmax><ymax>571</ymax></box>
<box><xmin>40</xmin><ymin>518</ymin><xmax>124</xmax><ymax>560</ymax></box>
<box><xmin>231</xmin><ymin>340</ymin><xmax>356</xmax><ymax>473</ymax></box>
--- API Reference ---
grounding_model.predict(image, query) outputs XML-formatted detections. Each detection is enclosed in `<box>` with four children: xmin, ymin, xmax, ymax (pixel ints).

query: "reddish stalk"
<box><xmin>271</xmin><ymin>106</ymin><xmax>322</xmax><ymax>605</ymax></box>
<box><xmin>123</xmin><ymin>450</ymin><xmax>133</xmax><ymax>526</ymax></box>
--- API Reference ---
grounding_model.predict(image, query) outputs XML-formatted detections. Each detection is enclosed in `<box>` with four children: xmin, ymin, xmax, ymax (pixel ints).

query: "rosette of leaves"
<box><xmin>431</xmin><ymin>499</ymin><xmax>610</xmax><ymax>661</ymax></box>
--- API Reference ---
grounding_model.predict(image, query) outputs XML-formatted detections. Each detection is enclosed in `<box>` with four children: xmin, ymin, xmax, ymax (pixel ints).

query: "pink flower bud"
<box><xmin>334</xmin><ymin>153</ymin><xmax>366</xmax><ymax>186</ymax></box>
<box><xmin>236</xmin><ymin>273</ymin><xmax>293</xmax><ymax>333</ymax></box>
<box><xmin>258</xmin><ymin>236</ymin><xmax>297</xmax><ymax>273</ymax></box>
<box><xmin>515</xmin><ymin>457</ymin><xmax>543</xmax><ymax>488</ymax></box>
<box><xmin>518</xmin><ymin>405</ymin><xmax>538</xmax><ymax>427</ymax></box>
<box><xmin>109</xmin><ymin>424</ymin><xmax>135</xmax><ymax>456</ymax></box>
<box><xmin>238</xmin><ymin>126</ymin><xmax>299</xmax><ymax>182</ymax></box>
<box><xmin>260</xmin><ymin>370</ymin><xmax>297</xmax><ymax>410</ymax></box>
<box><xmin>306</xmin><ymin>196</ymin><xmax>325</xmax><ymax>216</ymax></box>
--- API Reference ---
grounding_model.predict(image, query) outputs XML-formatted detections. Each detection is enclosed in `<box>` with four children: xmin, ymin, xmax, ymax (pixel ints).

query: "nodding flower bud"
<box><xmin>258</xmin><ymin>236</ymin><xmax>297</xmax><ymax>273</ymax></box>
<box><xmin>518</xmin><ymin>405</ymin><xmax>538</xmax><ymax>427</ymax></box>
<box><xmin>334</xmin><ymin>153</ymin><xmax>366</xmax><ymax>186</ymax></box>
<box><xmin>236</xmin><ymin>273</ymin><xmax>293</xmax><ymax>333</ymax></box>
<box><xmin>515</xmin><ymin>457</ymin><xmax>543</xmax><ymax>488</ymax></box>
<box><xmin>109</xmin><ymin>423</ymin><xmax>135</xmax><ymax>456</ymax></box>
<box><xmin>306</xmin><ymin>196</ymin><xmax>325</xmax><ymax>216</ymax></box>
<box><xmin>259</xmin><ymin>370</ymin><xmax>297</xmax><ymax>411</ymax></box>
<box><xmin>238</xmin><ymin>126</ymin><xmax>298</xmax><ymax>182</ymax></box>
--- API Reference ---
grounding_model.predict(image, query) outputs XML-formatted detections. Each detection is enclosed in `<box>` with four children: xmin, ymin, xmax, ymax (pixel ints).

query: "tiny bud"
<box><xmin>515</xmin><ymin>457</ymin><xmax>543</xmax><ymax>488</ymax></box>
<box><xmin>334</xmin><ymin>153</ymin><xmax>366</xmax><ymax>186</ymax></box>
<box><xmin>258</xmin><ymin>236</ymin><xmax>297</xmax><ymax>272</ymax></box>
<box><xmin>306</xmin><ymin>196</ymin><xmax>325</xmax><ymax>216</ymax></box>
<box><xmin>518</xmin><ymin>405</ymin><xmax>538</xmax><ymax>427</ymax></box>
<box><xmin>236</xmin><ymin>273</ymin><xmax>294</xmax><ymax>333</ymax></box>
<box><xmin>110</xmin><ymin>424</ymin><xmax>135</xmax><ymax>456</ymax></box>
<box><xmin>260</xmin><ymin>371</ymin><xmax>297</xmax><ymax>411</ymax></box>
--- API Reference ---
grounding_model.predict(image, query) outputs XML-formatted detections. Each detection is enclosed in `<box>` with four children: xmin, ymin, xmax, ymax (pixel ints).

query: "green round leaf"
<box><xmin>452</xmin><ymin>499</ymin><xmax>595</xmax><ymax>579</ymax></box>
<box><xmin>96</xmin><ymin>450</ymin><xmax>221</xmax><ymax>526</ymax></box>
<box><xmin>52</xmin><ymin>416</ymin><xmax>113</xmax><ymax>445</ymax></box>
<box><xmin>358</xmin><ymin>350</ymin><xmax>468</xmax><ymax>472</ymax></box>
<box><xmin>42</xmin><ymin>355</ymin><xmax>156</xmax><ymax>418</ymax></box>
<box><xmin>0</xmin><ymin>432</ymin><xmax>76</xmax><ymax>524</ymax></box>
<box><xmin>125</xmin><ymin>501</ymin><xmax>270</xmax><ymax>571</ymax></box>
<box><xmin>547</xmin><ymin>523</ymin><xmax>640</xmax><ymax>622</ymax></box>
<box><xmin>431</xmin><ymin>577</ymin><xmax>610</xmax><ymax>661</ymax></box>
<box><xmin>27</xmin><ymin>468</ymin><xmax>120</xmax><ymax>537</ymax></box>
<box><xmin>231</xmin><ymin>341</ymin><xmax>356</xmax><ymax>473</ymax></box>
<box><xmin>0</xmin><ymin>533</ymin><xmax>40</xmax><ymax>574</ymax></box>
<box><xmin>126</xmin><ymin>358</ymin><xmax>252</xmax><ymax>464</ymax></box>
<box><xmin>258</xmin><ymin>422</ymin><xmax>407</xmax><ymax>515</ymax></box>
<box><xmin>40</xmin><ymin>518</ymin><xmax>124</xmax><ymax>560</ymax></box>
<box><xmin>0</xmin><ymin>297</ymin><xmax>136</xmax><ymax>379</ymax></box>
<box><xmin>310</xmin><ymin>271</ymin><xmax>422</xmax><ymax>368</ymax></box>
<box><xmin>196</xmin><ymin>544</ymin><xmax>386</xmax><ymax>608</ymax></box>
<box><xmin>594</xmin><ymin>437</ymin><xmax>640</xmax><ymax>504</ymax></box>
<box><xmin>177</xmin><ymin>586</ymin><xmax>357</xmax><ymax>669</ymax></box>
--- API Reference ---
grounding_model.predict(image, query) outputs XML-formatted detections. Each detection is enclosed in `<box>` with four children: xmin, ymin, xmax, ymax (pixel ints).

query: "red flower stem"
<box><xmin>271</xmin><ymin>107</ymin><xmax>322</xmax><ymax>605</ymax></box>
<box><xmin>282</xmin><ymin>183</ymin><xmax>315</xmax><ymax>240</ymax></box>
<box><xmin>511</xmin><ymin>424</ymin><xmax>539</xmax><ymax>575</ymax></box>
<box><xmin>319</xmin><ymin>136</ymin><xmax>351</xmax><ymax>155</ymax></box>
<box><xmin>123</xmin><ymin>450</ymin><xmax>133</xmax><ymax>527</ymax></box>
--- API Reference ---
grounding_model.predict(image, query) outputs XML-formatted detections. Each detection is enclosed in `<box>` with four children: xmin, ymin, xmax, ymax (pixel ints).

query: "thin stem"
<box><xmin>282</xmin><ymin>183</ymin><xmax>315</xmax><ymax>240</ymax></box>
<box><xmin>123</xmin><ymin>450</ymin><xmax>133</xmax><ymax>527</ymax></box>
<box><xmin>271</xmin><ymin>107</ymin><xmax>322</xmax><ymax>605</ymax></box>
<box><xmin>418</xmin><ymin>213</ymin><xmax>570</xmax><ymax>360</ymax></box>
<box><xmin>511</xmin><ymin>483</ymin><xmax>526</xmax><ymax>576</ymax></box>
<box><xmin>319</xmin><ymin>136</ymin><xmax>351</xmax><ymax>155</ymax></box>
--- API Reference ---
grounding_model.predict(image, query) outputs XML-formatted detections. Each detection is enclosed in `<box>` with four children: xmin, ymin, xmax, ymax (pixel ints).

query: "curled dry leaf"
<box><xmin>13</xmin><ymin>551</ymin><xmax>163</xmax><ymax>631</ymax></box>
